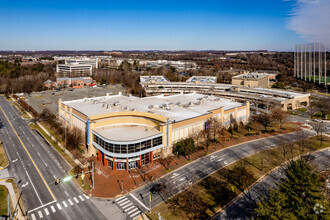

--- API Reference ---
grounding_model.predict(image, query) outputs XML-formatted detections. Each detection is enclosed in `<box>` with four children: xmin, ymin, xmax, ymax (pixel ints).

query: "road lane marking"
<box><xmin>83</xmin><ymin>194</ymin><xmax>90</xmax><ymax>199</ymax></box>
<box><xmin>125</xmin><ymin>206</ymin><xmax>135</xmax><ymax>212</ymax></box>
<box><xmin>0</xmin><ymin>106</ymin><xmax>57</xmax><ymax>201</ymax></box>
<box><xmin>22</xmin><ymin>182</ymin><xmax>29</xmax><ymax>187</ymax></box>
<box><xmin>217</xmin><ymin>158</ymin><xmax>224</xmax><ymax>162</ymax></box>
<box><xmin>53</xmin><ymin>175</ymin><xmax>56</xmax><ymax>179</ymax></box>
<box><xmin>44</xmin><ymin>162</ymin><xmax>48</xmax><ymax>167</ymax></box>
<box><xmin>38</xmin><ymin>211</ymin><xmax>43</xmax><ymax>218</ymax></box>
<box><xmin>64</xmin><ymin>191</ymin><xmax>69</xmax><ymax>197</ymax></box>
<box><xmin>224</xmin><ymin>160</ymin><xmax>228</xmax><ymax>165</ymax></box>
<box><xmin>120</xmin><ymin>200</ymin><xmax>130</xmax><ymax>206</ymax></box>
<box><xmin>73</xmin><ymin>197</ymin><xmax>79</xmax><ymax>203</ymax></box>
<box><xmin>56</xmin><ymin>203</ymin><xmax>62</xmax><ymax>210</ymax></box>
<box><xmin>130</xmin><ymin>211</ymin><xmax>141</xmax><ymax>218</ymax></box>
<box><xmin>127</xmin><ymin>207</ymin><xmax>138</xmax><ymax>215</ymax></box>
<box><xmin>79</xmin><ymin>195</ymin><xmax>85</xmax><ymax>201</ymax></box>
<box><xmin>122</xmin><ymin>202</ymin><xmax>133</xmax><ymax>209</ymax></box>
<box><xmin>44</xmin><ymin>208</ymin><xmax>49</xmax><ymax>215</ymax></box>
<box><xmin>117</xmin><ymin>197</ymin><xmax>127</xmax><ymax>204</ymax></box>
<box><xmin>31</xmin><ymin>214</ymin><xmax>36</xmax><ymax>220</ymax></box>
<box><xmin>51</xmin><ymin>205</ymin><xmax>56</xmax><ymax>213</ymax></box>
<box><xmin>63</xmin><ymin>201</ymin><xmax>68</xmax><ymax>208</ymax></box>
<box><xmin>115</xmin><ymin>196</ymin><xmax>126</xmax><ymax>202</ymax></box>
<box><xmin>68</xmin><ymin>199</ymin><xmax>74</xmax><ymax>205</ymax></box>
<box><xmin>27</xmin><ymin>200</ymin><xmax>57</xmax><ymax>213</ymax></box>
<box><xmin>16</xmin><ymin>152</ymin><xmax>43</xmax><ymax>206</ymax></box>
<box><xmin>130</xmin><ymin>194</ymin><xmax>150</xmax><ymax>211</ymax></box>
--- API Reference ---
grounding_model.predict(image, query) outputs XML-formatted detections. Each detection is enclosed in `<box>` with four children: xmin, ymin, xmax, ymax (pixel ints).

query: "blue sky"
<box><xmin>0</xmin><ymin>0</ymin><xmax>315</xmax><ymax>50</ymax></box>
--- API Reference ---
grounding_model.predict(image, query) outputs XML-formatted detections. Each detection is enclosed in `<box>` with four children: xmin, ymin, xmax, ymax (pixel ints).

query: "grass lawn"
<box><xmin>147</xmin><ymin>136</ymin><xmax>330</xmax><ymax>220</ymax></box>
<box><xmin>295</xmin><ymin>107</ymin><xmax>307</xmax><ymax>112</ymax></box>
<box><xmin>0</xmin><ymin>185</ymin><xmax>9</xmax><ymax>216</ymax></box>
<box><xmin>0</xmin><ymin>143</ymin><xmax>9</xmax><ymax>168</ymax></box>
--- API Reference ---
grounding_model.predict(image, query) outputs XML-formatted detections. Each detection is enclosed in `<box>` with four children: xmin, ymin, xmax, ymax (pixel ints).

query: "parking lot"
<box><xmin>22</xmin><ymin>85</ymin><xmax>124</xmax><ymax>115</ymax></box>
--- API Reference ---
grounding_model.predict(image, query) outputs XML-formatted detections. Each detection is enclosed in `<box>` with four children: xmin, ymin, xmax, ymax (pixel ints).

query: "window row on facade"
<box><xmin>93</xmin><ymin>134</ymin><xmax>163</xmax><ymax>154</ymax></box>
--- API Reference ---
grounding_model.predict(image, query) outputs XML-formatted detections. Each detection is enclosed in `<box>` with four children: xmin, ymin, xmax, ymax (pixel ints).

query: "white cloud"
<box><xmin>287</xmin><ymin>0</ymin><xmax>330</xmax><ymax>48</ymax></box>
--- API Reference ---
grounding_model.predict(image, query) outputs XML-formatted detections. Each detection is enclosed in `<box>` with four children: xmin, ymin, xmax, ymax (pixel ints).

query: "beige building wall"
<box><xmin>59</xmin><ymin>100</ymin><xmax>249</xmax><ymax>158</ymax></box>
<box><xmin>232</xmin><ymin>75</ymin><xmax>269</xmax><ymax>88</ymax></box>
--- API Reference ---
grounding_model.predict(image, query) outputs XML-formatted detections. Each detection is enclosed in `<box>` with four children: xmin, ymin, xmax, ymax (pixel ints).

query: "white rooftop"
<box><xmin>233</xmin><ymin>72</ymin><xmax>268</xmax><ymax>79</ymax></box>
<box><xmin>63</xmin><ymin>93</ymin><xmax>244</xmax><ymax>122</ymax></box>
<box><xmin>94</xmin><ymin>124</ymin><xmax>161</xmax><ymax>141</ymax></box>
<box><xmin>140</xmin><ymin>75</ymin><xmax>169</xmax><ymax>83</ymax></box>
<box><xmin>186</xmin><ymin>76</ymin><xmax>217</xmax><ymax>83</ymax></box>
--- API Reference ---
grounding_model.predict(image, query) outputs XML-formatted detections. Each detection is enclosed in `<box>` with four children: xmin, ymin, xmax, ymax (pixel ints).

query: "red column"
<box><xmin>126</xmin><ymin>158</ymin><xmax>129</xmax><ymax>171</ymax></box>
<box><xmin>97</xmin><ymin>150</ymin><xmax>102</xmax><ymax>162</ymax></box>
<box><xmin>104</xmin><ymin>158</ymin><xmax>108</xmax><ymax>167</ymax></box>
<box><xmin>150</xmin><ymin>151</ymin><xmax>153</xmax><ymax>164</ymax></box>
<box><xmin>138</xmin><ymin>155</ymin><xmax>142</xmax><ymax>168</ymax></box>
<box><xmin>113</xmin><ymin>157</ymin><xmax>116</xmax><ymax>171</ymax></box>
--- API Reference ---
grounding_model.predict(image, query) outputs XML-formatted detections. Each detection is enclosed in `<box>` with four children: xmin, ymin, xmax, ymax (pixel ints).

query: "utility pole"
<box><xmin>92</xmin><ymin>161</ymin><xmax>95</xmax><ymax>189</ymax></box>
<box><xmin>319</xmin><ymin>43</ymin><xmax>321</xmax><ymax>85</ymax></box>
<box><xmin>305</xmin><ymin>43</ymin><xmax>307</xmax><ymax>81</ymax></box>
<box><xmin>314</xmin><ymin>43</ymin><xmax>316</xmax><ymax>83</ymax></box>
<box><xmin>324</xmin><ymin>45</ymin><xmax>327</xmax><ymax>88</ymax></box>
<box><xmin>149</xmin><ymin>194</ymin><xmax>152</xmax><ymax>213</ymax></box>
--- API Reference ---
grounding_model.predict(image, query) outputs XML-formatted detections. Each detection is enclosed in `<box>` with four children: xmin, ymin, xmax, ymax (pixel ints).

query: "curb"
<box><xmin>211</xmin><ymin>146</ymin><xmax>330</xmax><ymax>219</ymax></box>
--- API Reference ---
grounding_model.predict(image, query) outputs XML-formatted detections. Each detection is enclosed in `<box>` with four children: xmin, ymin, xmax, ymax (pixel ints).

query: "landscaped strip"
<box><xmin>147</xmin><ymin>136</ymin><xmax>330</xmax><ymax>220</ymax></box>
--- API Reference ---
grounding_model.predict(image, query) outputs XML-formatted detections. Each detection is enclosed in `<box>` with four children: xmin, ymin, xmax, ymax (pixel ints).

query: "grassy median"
<box><xmin>147</xmin><ymin>136</ymin><xmax>330</xmax><ymax>220</ymax></box>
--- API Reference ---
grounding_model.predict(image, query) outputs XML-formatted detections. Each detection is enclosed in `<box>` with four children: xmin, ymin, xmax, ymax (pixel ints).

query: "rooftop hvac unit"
<box><xmin>176</xmin><ymin>101</ymin><xmax>181</xmax><ymax>106</ymax></box>
<box><xmin>148</xmin><ymin>105</ymin><xmax>154</xmax><ymax>109</ymax></box>
<box><xmin>197</xmin><ymin>97</ymin><xmax>203</xmax><ymax>101</ymax></box>
<box><xmin>165</xmin><ymin>106</ymin><xmax>170</xmax><ymax>110</ymax></box>
<box><xmin>214</xmin><ymin>98</ymin><xmax>220</xmax><ymax>101</ymax></box>
<box><xmin>130</xmin><ymin>108</ymin><xmax>136</xmax><ymax>111</ymax></box>
<box><xmin>194</xmin><ymin>101</ymin><xmax>201</xmax><ymax>106</ymax></box>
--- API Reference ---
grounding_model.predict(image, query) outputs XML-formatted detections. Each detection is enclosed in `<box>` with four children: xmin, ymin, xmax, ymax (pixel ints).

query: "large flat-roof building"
<box><xmin>59</xmin><ymin>93</ymin><xmax>249</xmax><ymax>170</ymax></box>
<box><xmin>140</xmin><ymin>78</ymin><xmax>310</xmax><ymax>111</ymax></box>
<box><xmin>232</xmin><ymin>72</ymin><xmax>270</xmax><ymax>88</ymax></box>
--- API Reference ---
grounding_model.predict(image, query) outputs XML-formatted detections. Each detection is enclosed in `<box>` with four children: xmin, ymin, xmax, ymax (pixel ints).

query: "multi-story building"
<box><xmin>65</xmin><ymin>58</ymin><xmax>98</xmax><ymax>69</ymax></box>
<box><xmin>145</xmin><ymin>60</ymin><xmax>197</xmax><ymax>71</ymax></box>
<box><xmin>140</xmin><ymin>78</ymin><xmax>310</xmax><ymax>111</ymax></box>
<box><xmin>56</xmin><ymin>63</ymin><xmax>93</xmax><ymax>75</ymax></box>
<box><xmin>59</xmin><ymin>93</ymin><xmax>250</xmax><ymax>171</ymax></box>
<box><xmin>232</xmin><ymin>72</ymin><xmax>270</xmax><ymax>88</ymax></box>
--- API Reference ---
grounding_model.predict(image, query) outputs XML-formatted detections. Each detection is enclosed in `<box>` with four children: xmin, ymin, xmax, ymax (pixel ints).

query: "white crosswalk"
<box><xmin>115</xmin><ymin>196</ymin><xmax>143</xmax><ymax>220</ymax></box>
<box><xmin>29</xmin><ymin>194</ymin><xmax>90</xmax><ymax>219</ymax></box>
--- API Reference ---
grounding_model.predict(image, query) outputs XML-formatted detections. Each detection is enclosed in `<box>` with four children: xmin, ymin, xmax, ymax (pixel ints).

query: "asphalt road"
<box><xmin>213</xmin><ymin>147</ymin><xmax>330</xmax><ymax>220</ymax></box>
<box><xmin>114</xmin><ymin>127</ymin><xmax>328</xmax><ymax>219</ymax></box>
<box><xmin>0</xmin><ymin>96</ymin><xmax>106</xmax><ymax>220</ymax></box>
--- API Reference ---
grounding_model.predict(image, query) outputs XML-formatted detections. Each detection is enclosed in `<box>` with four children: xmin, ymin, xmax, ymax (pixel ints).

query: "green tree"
<box><xmin>254</xmin><ymin>159</ymin><xmax>328</xmax><ymax>220</ymax></box>
<box><xmin>172</xmin><ymin>137</ymin><xmax>195</xmax><ymax>161</ymax></box>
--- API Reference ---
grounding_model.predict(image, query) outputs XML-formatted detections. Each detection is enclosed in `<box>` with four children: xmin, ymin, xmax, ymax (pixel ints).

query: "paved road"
<box><xmin>0</xmin><ymin>96</ymin><xmax>106</xmax><ymax>220</ymax></box>
<box><xmin>213</xmin><ymin>148</ymin><xmax>330</xmax><ymax>220</ymax></box>
<box><xmin>113</xmin><ymin>127</ymin><xmax>329</xmax><ymax>219</ymax></box>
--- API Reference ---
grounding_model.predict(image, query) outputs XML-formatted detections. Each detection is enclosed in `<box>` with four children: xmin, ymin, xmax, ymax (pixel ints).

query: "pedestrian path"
<box><xmin>115</xmin><ymin>196</ymin><xmax>143</xmax><ymax>220</ymax></box>
<box><xmin>29</xmin><ymin>194</ymin><xmax>90</xmax><ymax>220</ymax></box>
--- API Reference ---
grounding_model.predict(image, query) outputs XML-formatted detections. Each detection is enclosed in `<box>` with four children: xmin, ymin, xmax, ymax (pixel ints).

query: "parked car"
<box><xmin>150</xmin><ymin>183</ymin><xmax>163</xmax><ymax>194</ymax></box>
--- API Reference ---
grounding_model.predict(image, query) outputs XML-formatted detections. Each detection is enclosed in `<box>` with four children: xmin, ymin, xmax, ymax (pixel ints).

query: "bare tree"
<box><xmin>66</xmin><ymin>127</ymin><xmax>83</xmax><ymax>150</ymax></box>
<box><xmin>271</xmin><ymin>107</ymin><xmax>288</xmax><ymax>129</ymax></box>
<box><xmin>158</xmin><ymin>156</ymin><xmax>174</xmax><ymax>171</ymax></box>
<box><xmin>309</xmin><ymin>120</ymin><xmax>326</xmax><ymax>146</ymax></box>
<box><xmin>252</xmin><ymin>113</ymin><xmax>273</xmax><ymax>132</ymax></box>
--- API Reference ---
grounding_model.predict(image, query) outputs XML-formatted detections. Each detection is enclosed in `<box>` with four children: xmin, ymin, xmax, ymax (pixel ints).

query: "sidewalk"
<box><xmin>82</xmin><ymin>123</ymin><xmax>302</xmax><ymax>198</ymax></box>
<box><xmin>0</xmin><ymin>179</ymin><xmax>24</xmax><ymax>220</ymax></box>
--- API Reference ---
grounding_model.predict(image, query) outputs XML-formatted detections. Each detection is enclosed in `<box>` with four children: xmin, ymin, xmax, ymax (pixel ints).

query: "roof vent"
<box><xmin>148</xmin><ymin>105</ymin><xmax>154</xmax><ymax>109</ymax></box>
